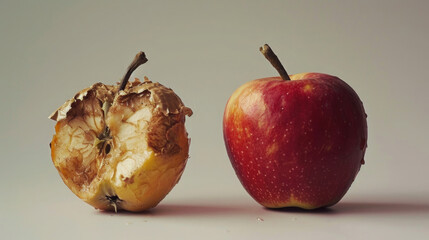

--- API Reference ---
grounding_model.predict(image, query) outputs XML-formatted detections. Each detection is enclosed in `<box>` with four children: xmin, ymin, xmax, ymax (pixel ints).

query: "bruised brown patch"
<box><xmin>147</xmin><ymin>113</ymin><xmax>182</xmax><ymax>155</ymax></box>
<box><xmin>59</xmin><ymin>155</ymin><xmax>98</xmax><ymax>190</ymax></box>
<box><xmin>124</xmin><ymin>176</ymin><xmax>135</xmax><ymax>184</ymax></box>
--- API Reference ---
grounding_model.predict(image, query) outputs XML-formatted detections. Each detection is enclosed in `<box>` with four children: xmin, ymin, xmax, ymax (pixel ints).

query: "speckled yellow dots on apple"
<box><xmin>223</xmin><ymin>44</ymin><xmax>368</xmax><ymax>209</ymax></box>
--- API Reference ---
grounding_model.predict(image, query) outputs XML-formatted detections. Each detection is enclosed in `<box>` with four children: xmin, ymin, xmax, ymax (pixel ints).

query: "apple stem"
<box><xmin>260</xmin><ymin>44</ymin><xmax>290</xmax><ymax>81</ymax></box>
<box><xmin>119</xmin><ymin>51</ymin><xmax>148</xmax><ymax>91</ymax></box>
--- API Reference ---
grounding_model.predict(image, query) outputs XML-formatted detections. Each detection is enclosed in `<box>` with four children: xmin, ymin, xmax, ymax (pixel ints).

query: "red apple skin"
<box><xmin>223</xmin><ymin>73</ymin><xmax>367</xmax><ymax>209</ymax></box>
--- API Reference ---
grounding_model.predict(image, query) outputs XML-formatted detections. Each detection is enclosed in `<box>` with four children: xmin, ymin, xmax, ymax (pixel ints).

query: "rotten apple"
<box><xmin>223</xmin><ymin>44</ymin><xmax>367</xmax><ymax>209</ymax></box>
<box><xmin>49</xmin><ymin>52</ymin><xmax>192</xmax><ymax>212</ymax></box>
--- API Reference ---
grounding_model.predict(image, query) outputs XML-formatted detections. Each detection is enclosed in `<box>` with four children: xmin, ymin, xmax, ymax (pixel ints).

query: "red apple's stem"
<box><xmin>260</xmin><ymin>44</ymin><xmax>290</xmax><ymax>81</ymax></box>
<box><xmin>119</xmin><ymin>51</ymin><xmax>148</xmax><ymax>91</ymax></box>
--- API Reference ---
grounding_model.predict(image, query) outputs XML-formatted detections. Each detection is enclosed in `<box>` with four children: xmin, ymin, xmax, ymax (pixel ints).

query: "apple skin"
<box><xmin>223</xmin><ymin>73</ymin><xmax>367</xmax><ymax>209</ymax></box>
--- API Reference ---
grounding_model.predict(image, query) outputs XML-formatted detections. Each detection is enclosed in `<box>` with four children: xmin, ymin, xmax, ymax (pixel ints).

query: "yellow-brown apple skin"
<box><xmin>50</xmin><ymin>80</ymin><xmax>192</xmax><ymax>212</ymax></box>
<box><xmin>223</xmin><ymin>73</ymin><xmax>367</xmax><ymax>209</ymax></box>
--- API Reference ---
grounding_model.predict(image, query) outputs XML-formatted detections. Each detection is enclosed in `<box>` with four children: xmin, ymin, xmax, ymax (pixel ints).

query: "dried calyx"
<box><xmin>106</xmin><ymin>195</ymin><xmax>121</xmax><ymax>213</ymax></box>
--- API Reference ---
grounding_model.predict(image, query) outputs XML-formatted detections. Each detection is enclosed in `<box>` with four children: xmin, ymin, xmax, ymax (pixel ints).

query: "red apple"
<box><xmin>223</xmin><ymin>44</ymin><xmax>367</xmax><ymax>209</ymax></box>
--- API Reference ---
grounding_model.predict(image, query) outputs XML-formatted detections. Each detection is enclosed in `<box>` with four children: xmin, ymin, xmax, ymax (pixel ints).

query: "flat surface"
<box><xmin>1</xmin><ymin>1</ymin><xmax>429</xmax><ymax>239</ymax></box>
<box><xmin>4</xmin><ymin>187</ymin><xmax>429</xmax><ymax>239</ymax></box>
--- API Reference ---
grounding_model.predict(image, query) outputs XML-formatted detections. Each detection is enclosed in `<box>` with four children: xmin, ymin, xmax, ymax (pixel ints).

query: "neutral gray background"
<box><xmin>1</xmin><ymin>0</ymin><xmax>428</xmax><ymax>239</ymax></box>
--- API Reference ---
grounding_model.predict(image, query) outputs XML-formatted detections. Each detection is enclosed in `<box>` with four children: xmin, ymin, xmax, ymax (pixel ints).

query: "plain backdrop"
<box><xmin>1</xmin><ymin>0</ymin><xmax>428</xmax><ymax>239</ymax></box>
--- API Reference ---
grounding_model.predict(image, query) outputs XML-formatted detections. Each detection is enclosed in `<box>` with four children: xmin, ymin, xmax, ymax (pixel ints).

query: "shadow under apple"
<box><xmin>95</xmin><ymin>198</ymin><xmax>259</xmax><ymax>217</ymax></box>
<box><xmin>264</xmin><ymin>201</ymin><xmax>429</xmax><ymax>215</ymax></box>
<box><xmin>333</xmin><ymin>201</ymin><xmax>429</xmax><ymax>215</ymax></box>
<box><xmin>95</xmin><ymin>199</ymin><xmax>429</xmax><ymax>217</ymax></box>
<box><xmin>266</xmin><ymin>206</ymin><xmax>335</xmax><ymax>214</ymax></box>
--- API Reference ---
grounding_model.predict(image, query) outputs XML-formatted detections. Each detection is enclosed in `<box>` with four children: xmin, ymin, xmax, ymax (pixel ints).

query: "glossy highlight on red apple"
<box><xmin>223</xmin><ymin>44</ymin><xmax>367</xmax><ymax>209</ymax></box>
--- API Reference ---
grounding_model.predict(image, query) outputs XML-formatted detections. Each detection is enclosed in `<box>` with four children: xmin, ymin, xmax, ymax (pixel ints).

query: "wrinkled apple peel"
<box><xmin>50</xmin><ymin>78</ymin><xmax>192</xmax><ymax>212</ymax></box>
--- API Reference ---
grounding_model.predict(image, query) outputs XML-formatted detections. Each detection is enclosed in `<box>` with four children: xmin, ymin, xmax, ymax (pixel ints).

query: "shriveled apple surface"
<box><xmin>50</xmin><ymin>80</ymin><xmax>192</xmax><ymax>212</ymax></box>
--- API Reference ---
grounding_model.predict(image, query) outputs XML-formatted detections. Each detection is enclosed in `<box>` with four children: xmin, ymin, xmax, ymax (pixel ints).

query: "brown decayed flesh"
<box><xmin>49</xmin><ymin>78</ymin><xmax>192</xmax><ymax>211</ymax></box>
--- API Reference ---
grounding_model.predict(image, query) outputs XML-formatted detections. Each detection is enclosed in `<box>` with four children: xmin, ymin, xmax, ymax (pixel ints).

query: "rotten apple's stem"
<box><xmin>259</xmin><ymin>44</ymin><xmax>290</xmax><ymax>81</ymax></box>
<box><xmin>119</xmin><ymin>51</ymin><xmax>148</xmax><ymax>91</ymax></box>
<box><xmin>94</xmin><ymin>52</ymin><xmax>148</xmax><ymax>151</ymax></box>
